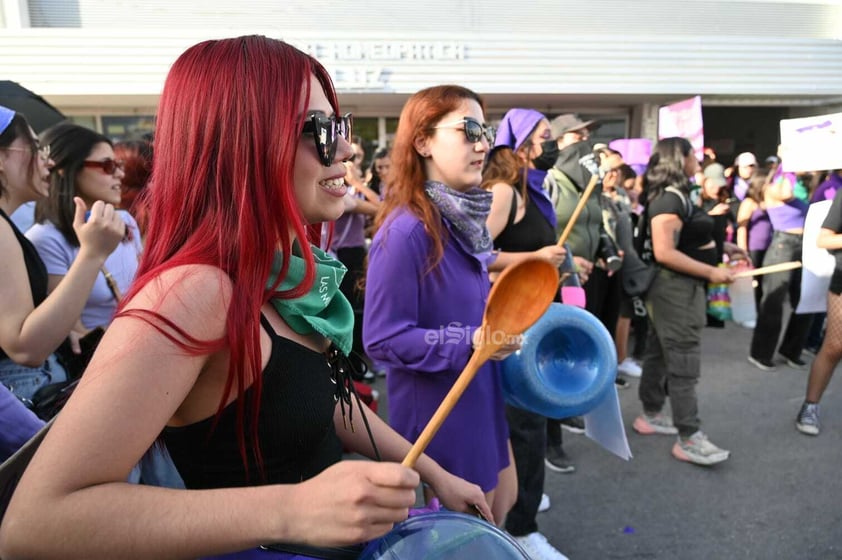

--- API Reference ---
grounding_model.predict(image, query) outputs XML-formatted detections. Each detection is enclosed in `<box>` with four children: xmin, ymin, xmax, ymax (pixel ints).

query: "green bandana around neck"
<box><xmin>267</xmin><ymin>245</ymin><xmax>354</xmax><ymax>356</ymax></box>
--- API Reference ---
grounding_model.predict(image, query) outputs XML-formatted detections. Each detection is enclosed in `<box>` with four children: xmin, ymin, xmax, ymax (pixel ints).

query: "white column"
<box><xmin>637</xmin><ymin>103</ymin><xmax>660</xmax><ymax>143</ymax></box>
<box><xmin>2</xmin><ymin>0</ymin><xmax>30</xmax><ymax>28</ymax></box>
<box><xmin>377</xmin><ymin>116</ymin><xmax>387</xmax><ymax>149</ymax></box>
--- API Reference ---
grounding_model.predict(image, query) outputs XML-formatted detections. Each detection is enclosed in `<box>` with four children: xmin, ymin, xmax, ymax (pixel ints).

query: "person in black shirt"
<box><xmin>795</xmin><ymin>187</ymin><xmax>842</xmax><ymax>435</ymax></box>
<box><xmin>632</xmin><ymin>137</ymin><xmax>746</xmax><ymax>467</ymax></box>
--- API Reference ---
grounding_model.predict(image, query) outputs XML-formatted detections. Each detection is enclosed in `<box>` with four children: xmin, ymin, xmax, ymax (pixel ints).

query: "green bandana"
<box><xmin>267</xmin><ymin>245</ymin><xmax>354</xmax><ymax>356</ymax></box>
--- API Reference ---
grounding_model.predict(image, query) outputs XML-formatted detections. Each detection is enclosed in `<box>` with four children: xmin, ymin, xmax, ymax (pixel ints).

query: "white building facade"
<box><xmin>2</xmin><ymin>0</ymin><xmax>841</xmax><ymax>161</ymax></box>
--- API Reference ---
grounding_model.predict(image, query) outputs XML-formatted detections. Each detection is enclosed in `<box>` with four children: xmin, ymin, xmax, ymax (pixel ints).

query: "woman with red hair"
<box><xmin>364</xmin><ymin>85</ymin><xmax>519</xmax><ymax>526</ymax></box>
<box><xmin>0</xmin><ymin>36</ymin><xmax>489</xmax><ymax>559</ymax></box>
<box><xmin>114</xmin><ymin>138</ymin><xmax>152</xmax><ymax>236</ymax></box>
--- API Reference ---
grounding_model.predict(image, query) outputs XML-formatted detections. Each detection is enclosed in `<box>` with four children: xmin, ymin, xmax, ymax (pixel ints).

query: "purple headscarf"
<box><xmin>0</xmin><ymin>105</ymin><xmax>15</xmax><ymax>135</ymax></box>
<box><xmin>494</xmin><ymin>108</ymin><xmax>557</xmax><ymax>229</ymax></box>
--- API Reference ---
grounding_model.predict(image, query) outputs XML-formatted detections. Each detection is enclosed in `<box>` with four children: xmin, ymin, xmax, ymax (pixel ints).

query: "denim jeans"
<box><xmin>0</xmin><ymin>354</ymin><xmax>67</xmax><ymax>403</ymax></box>
<box><xmin>750</xmin><ymin>231</ymin><xmax>812</xmax><ymax>362</ymax></box>
<box><xmin>640</xmin><ymin>268</ymin><xmax>705</xmax><ymax>437</ymax></box>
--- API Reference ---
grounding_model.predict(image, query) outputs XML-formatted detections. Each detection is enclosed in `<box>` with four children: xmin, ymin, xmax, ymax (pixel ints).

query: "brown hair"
<box><xmin>374</xmin><ymin>85</ymin><xmax>485</xmax><ymax>271</ymax></box>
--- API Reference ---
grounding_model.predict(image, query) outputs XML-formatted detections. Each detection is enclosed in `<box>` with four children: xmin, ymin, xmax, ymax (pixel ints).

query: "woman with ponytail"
<box><xmin>633</xmin><ymin>137</ymin><xmax>746</xmax><ymax>467</ymax></box>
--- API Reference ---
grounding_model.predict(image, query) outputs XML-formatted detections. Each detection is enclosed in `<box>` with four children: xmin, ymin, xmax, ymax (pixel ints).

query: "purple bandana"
<box><xmin>425</xmin><ymin>180</ymin><xmax>493</xmax><ymax>254</ymax></box>
<box><xmin>0</xmin><ymin>105</ymin><xmax>15</xmax><ymax>135</ymax></box>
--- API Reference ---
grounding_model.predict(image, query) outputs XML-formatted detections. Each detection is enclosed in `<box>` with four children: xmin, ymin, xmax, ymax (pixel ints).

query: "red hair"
<box><xmin>116</xmin><ymin>36</ymin><xmax>338</xmax><ymax>475</ymax></box>
<box><xmin>374</xmin><ymin>85</ymin><xmax>484</xmax><ymax>271</ymax></box>
<box><xmin>114</xmin><ymin>140</ymin><xmax>153</xmax><ymax>235</ymax></box>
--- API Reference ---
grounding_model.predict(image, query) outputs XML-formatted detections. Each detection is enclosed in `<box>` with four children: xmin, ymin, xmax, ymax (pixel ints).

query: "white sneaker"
<box><xmin>538</xmin><ymin>492</ymin><xmax>551</xmax><ymax>513</ymax></box>
<box><xmin>514</xmin><ymin>532</ymin><xmax>569</xmax><ymax>560</ymax></box>
<box><xmin>618</xmin><ymin>357</ymin><xmax>642</xmax><ymax>377</ymax></box>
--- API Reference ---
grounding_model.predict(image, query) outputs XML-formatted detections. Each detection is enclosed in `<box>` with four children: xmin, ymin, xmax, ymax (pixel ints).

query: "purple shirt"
<box><xmin>748</xmin><ymin>207</ymin><xmax>773</xmax><ymax>251</ymax></box>
<box><xmin>363</xmin><ymin>208</ymin><xmax>509</xmax><ymax>492</ymax></box>
<box><xmin>811</xmin><ymin>173</ymin><xmax>842</xmax><ymax>203</ymax></box>
<box><xmin>329</xmin><ymin>211</ymin><xmax>367</xmax><ymax>250</ymax></box>
<box><xmin>767</xmin><ymin>199</ymin><xmax>808</xmax><ymax>231</ymax></box>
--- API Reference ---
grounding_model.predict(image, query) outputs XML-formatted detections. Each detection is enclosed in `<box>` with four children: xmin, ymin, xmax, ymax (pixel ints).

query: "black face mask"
<box><xmin>531</xmin><ymin>140</ymin><xmax>560</xmax><ymax>171</ymax></box>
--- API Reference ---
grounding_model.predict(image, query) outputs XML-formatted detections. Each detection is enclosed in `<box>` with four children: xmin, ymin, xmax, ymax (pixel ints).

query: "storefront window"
<box><xmin>101</xmin><ymin>115</ymin><xmax>156</xmax><ymax>142</ymax></box>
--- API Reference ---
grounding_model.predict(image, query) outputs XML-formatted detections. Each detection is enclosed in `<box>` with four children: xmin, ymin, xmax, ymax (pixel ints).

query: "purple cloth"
<box><xmin>0</xmin><ymin>383</ymin><xmax>44</xmax><ymax>462</ymax></box>
<box><xmin>329</xmin><ymin>211</ymin><xmax>367</xmax><ymax>250</ymax></box>
<box><xmin>733</xmin><ymin>177</ymin><xmax>750</xmax><ymax>201</ymax></box>
<box><xmin>363</xmin><ymin>209</ymin><xmax>510</xmax><ymax>492</ymax></box>
<box><xmin>767</xmin><ymin>199</ymin><xmax>808</xmax><ymax>231</ymax></box>
<box><xmin>747</xmin><ymin>207</ymin><xmax>773</xmax><ymax>252</ymax></box>
<box><xmin>811</xmin><ymin>173</ymin><xmax>842</xmax><ymax>203</ymax></box>
<box><xmin>525</xmin><ymin>169</ymin><xmax>557</xmax><ymax>230</ymax></box>
<box><xmin>493</xmin><ymin>109</ymin><xmax>557</xmax><ymax>228</ymax></box>
<box><xmin>494</xmin><ymin>108</ymin><xmax>543</xmax><ymax>152</ymax></box>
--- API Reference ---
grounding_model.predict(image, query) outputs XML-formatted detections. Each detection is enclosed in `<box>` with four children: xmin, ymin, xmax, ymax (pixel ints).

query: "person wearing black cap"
<box><xmin>544</xmin><ymin>114</ymin><xmax>629</xmax><ymax>386</ymax></box>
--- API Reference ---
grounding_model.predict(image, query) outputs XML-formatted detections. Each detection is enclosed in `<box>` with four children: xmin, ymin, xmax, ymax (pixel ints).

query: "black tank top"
<box><xmin>162</xmin><ymin>315</ymin><xmax>343</xmax><ymax>488</ymax></box>
<box><xmin>0</xmin><ymin>207</ymin><xmax>48</xmax><ymax>361</ymax></box>
<box><xmin>494</xmin><ymin>185</ymin><xmax>556</xmax><ymax>252</ymax></box>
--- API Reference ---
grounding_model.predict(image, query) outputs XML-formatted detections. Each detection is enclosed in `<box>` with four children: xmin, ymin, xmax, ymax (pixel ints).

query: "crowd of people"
<box><xmin>0</xmin><ymin>34</ymin><xmax>840</xmax><ymax>560</ymax></box>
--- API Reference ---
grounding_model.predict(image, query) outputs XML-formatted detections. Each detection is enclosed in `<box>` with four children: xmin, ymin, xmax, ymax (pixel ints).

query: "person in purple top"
<box><xmin>810</xmin><ymin>169</ymin><xmax>842</xmax><ymax>203</ymax></box>
<box><xmin>748</xmin><ymin>172</ymin><xmax>811</xmax><ymax>371</ymax></box>
<box><xmin>364</xmin><ymin>85</ymin><xmax>519</xmax><ymax>525</ymax></box>
<box><xmin>736</xmin><ymin>170</ymin><xmax>774</xmax><ymax>311</ymax></box>
<box><xmin>731</xmin><ymin>152</ymin><xmax>758</xmax><ymax>201</ymax></box>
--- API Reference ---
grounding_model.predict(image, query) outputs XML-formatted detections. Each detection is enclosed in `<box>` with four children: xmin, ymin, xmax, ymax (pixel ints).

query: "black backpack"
<box><xmin>623</xmin><ymin>186</ymin><xmax>693</xmax><ymax>299</ymax></box>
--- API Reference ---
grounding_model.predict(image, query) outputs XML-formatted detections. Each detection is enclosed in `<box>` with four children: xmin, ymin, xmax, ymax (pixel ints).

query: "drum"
<box><xmin>359</xmin><ymin>511</ymin><xmax>529</xmax><ymax>559</ymax></box>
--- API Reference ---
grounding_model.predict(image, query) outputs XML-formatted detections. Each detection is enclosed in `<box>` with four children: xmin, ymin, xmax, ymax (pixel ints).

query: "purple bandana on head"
<box><xmin>494</xmin><ymin>108</ymin><xmax>544</xmax><ymax>152</ymax></box>
<box><xmin>0</xmin><ymin>105</ymin><xmax>15</xmax><ymax>136</ymax></box>
<box><xmin>494</xmin><ymin>108</ymin><xmax>558</xmax><ymax>229</ymax></box>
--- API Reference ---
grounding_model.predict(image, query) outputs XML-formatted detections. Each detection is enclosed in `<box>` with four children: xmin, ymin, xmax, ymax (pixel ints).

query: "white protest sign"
<box><xmin>659</xmin><ymin>96</ymin><xmax>704</xmax><ymax>161</ymax></box>
<box><xmin>780</xmin><ymin>112</ymin><xmax>842</xmax><ymax>173</ymax></box>
<box><xmin>797</xmin><ymin>200</ymin><xmax>835</xmax><ymax>314</ymax></box>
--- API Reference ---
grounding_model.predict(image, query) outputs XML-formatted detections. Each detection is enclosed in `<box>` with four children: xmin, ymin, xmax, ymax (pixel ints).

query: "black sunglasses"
<box><xmin>301</xmin><ymin>111</ymin><xmax>353</xmax><ymax>167</ymax></box>
<box><xmin>82</xmin><ymin>158</ymin><xmax>125</xmax><ymax>175</ymax></box>
<box><xmin>432</xmin><ymin>117</ymin><xmax>496</xmax><ymax>144</ymax></box>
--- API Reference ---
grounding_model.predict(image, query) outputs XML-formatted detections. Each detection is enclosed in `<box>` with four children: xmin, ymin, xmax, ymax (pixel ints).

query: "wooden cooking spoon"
<box><xmin>402</xmin><ymin>258</ymin><xmax>559</xmax><ymax>468</ymax></box>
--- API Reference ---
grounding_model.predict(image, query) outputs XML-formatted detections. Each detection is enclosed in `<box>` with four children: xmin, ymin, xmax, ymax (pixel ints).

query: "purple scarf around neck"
<box><xmin>524</xmin><ymin>168</ymin><xmax>558</xmax><ymax>230</ymax></box>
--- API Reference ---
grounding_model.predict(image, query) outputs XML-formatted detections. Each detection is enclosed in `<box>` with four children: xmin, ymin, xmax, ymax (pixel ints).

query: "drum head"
<box><xmin>359</xmin><ymin>511</ymin><xmax>529</xmax><ymax>559</ymax></box>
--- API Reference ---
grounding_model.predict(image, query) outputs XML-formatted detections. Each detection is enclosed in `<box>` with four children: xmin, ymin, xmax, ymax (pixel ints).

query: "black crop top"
<box><xmin>648</xmin><ymin>188</ymin><xmax>718</xmax><ymax>267</ymax></box>
<box><xmin>494</xmin><ymin>185</ymin><xmax>556</xmax><ymax>252</ymax></box>
<box><xmin>0</xmin><ymin>208</ymin><xmax>48</xmax><ymax>361</ymax></box>
<box><xmin>162</xmin><ymin>316</ymin><xmax>343</xmax><ymax>488</ymax></box>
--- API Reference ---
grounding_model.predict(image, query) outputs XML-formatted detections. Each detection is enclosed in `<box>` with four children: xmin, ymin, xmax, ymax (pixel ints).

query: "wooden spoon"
<box><xmin>402</xmin><ymin>258</ymin><xmax>559</xmax><ymax>467</ymax></box>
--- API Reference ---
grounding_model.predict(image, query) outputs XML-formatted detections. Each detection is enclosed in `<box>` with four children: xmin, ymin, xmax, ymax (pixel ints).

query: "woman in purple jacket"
<box><xmin>364</xmin><ymin>85</ymin><xmax>519</xmax><ymax>524</ymax></box>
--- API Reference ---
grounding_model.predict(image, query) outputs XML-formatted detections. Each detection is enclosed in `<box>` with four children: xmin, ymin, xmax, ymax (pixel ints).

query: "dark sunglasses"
<box><xmin>301</xmin><ymin>111</ymin><xmax>353</xmax><ymax>167</ymax></box>
<box><xmin>83</xmin><ymin>158</ymin><xmax>125</xmax><ymax>175</ymax></box>
<box><xmin>432</xmin><ymin>117</ymin><xmax>496</xmax><ymax>144</ymax></box>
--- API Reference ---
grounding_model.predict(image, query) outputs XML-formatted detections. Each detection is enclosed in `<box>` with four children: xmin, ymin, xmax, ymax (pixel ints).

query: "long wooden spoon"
<box><xmin>402</xmin><ymin>258</ymin><xmax>559</xmax><ymax>467</ymax></box>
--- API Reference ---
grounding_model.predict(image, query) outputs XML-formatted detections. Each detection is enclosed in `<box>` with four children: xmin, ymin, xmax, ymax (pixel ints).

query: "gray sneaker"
<box><xmin>633</xmin><ymin>413</ymin><xmax>678</xmax><ymax>435</ymax></box>
<box><xmin>672</xmin><ymin>431</ymin><xmax>730</xmax><ymax>465</ymax></box>
<box><xmin>796</xmin><ymin>402</ymin><xmax>820</xmax><ymax>436</ymax></box>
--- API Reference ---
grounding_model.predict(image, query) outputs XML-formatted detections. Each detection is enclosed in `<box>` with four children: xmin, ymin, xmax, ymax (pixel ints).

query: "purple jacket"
<box><xmin>363</xmin><ymin>208</ymin><xmax>509</xmax><ymax>492</ymax></box>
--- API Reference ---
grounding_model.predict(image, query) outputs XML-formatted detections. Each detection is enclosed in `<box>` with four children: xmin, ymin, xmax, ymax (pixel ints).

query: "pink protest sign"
<box><xmin>608</xmin><ymin>139</ymin><xmax>652</xmax><ymax>167</ymax></box>
<box><xmin>658</xmin><ymin>96</ymin><xmax>704</xmax><ymax>161</ymax></box>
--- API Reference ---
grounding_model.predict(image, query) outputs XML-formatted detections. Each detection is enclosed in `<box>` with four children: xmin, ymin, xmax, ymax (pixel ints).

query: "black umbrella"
<box><xmin>0</xmin><ymin>81</ymin><xmax>66</xmax><ymax>133</ymax></box>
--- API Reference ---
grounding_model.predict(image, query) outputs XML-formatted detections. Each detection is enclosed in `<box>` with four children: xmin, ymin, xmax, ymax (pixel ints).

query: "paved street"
<box><xmin>368</xmin><ymin>319</ymin><xmax>842</xmax><ymax>559</ymax></box>
<box><xmin>537</xmin><ymin>321</ymin><xmax>842</xmax><ymax>560</ymax></box>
